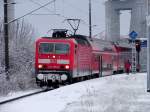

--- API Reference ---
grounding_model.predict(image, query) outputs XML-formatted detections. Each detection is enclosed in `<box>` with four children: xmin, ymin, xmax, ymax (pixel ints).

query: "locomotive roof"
<box><xmin>38</xmin><ymin>35</ymin><xmax>91</xmax><ymax>45</ymax></box>
<box><xmin>37</xmin><ymin>35</ymin><xmax>132</xmax><ymax>52</ymax></box>
<box><xmin>89</xmin><ymin>38</ymin><xmax>115</xmax><ymax>52</ymax></box>
<box><xmin>68</xmin><ymin>35</ymin><xmax>115</xmax><ymax>52</ymax></box>
<box><xmin>40</xmin><ymin>34</ymin><xmax>88</xmax><ymax>40</ymax></box>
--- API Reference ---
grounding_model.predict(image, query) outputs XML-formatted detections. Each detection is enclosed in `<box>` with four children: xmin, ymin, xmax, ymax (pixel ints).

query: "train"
<box><xmin>35</xmin><ymin>29</ymin><xmax>132</xmax><ymax>88</ymax></box>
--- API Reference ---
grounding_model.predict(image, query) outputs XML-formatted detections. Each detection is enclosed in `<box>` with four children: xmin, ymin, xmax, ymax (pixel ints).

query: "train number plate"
<box><xmin>50</xmin><ymin>59</ymin><xmax>57</xmax><ymax>63</ymax></box>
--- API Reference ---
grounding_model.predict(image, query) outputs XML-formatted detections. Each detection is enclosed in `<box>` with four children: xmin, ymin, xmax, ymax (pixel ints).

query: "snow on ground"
<box><xmin>0</xmin><ymin>89</ymin><xmax>41</xmax><ymax>103</ymax></box>
<box><xmin>0</xmin><ymin>73</ymin><xmax>150</xmax><ymax>112</ymax></box>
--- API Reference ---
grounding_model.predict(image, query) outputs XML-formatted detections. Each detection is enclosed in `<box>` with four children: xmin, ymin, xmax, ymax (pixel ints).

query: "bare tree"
<box><xmin>0</xmin><ymin>20</ymin><xmax>37</xmax><ymax>95</ymax></box>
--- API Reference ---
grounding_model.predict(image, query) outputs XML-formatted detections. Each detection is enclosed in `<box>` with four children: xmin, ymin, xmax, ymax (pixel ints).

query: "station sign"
<box><xmin>129</xmin><ymin>31</ymin><xmax>138</xmax><ymax>40</ymax></box>
<box><xmin>141</xmin><ymin>40</ymin><xmax>147</xmax><ymax>47</ymax></box>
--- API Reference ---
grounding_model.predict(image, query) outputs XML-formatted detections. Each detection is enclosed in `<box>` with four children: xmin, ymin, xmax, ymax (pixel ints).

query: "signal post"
<box><xmin>135</xmin><ymin>40</ymin><xmax>141</xmax><ymax>72</ymax></box>
<box><xmin>147</xmin><ymin>0</ymin><xmax>150</xmax><ymax>92</ymax></box>
<box><xmin>129</xmin><ymin>31</ymin><xmax>138</xmax><ymax>73</ymax></box>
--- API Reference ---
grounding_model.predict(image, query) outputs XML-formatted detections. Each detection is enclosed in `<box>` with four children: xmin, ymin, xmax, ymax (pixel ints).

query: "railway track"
<box><xmin>0</xmin><ymin>88</ymin><xmax>52</xmax><ymax>105</ymax></box>
<box><xmin>0</xmin><ymin>79</ymin><xmax>83</xmax><ymax>105</ymax></box>
<box><xmin>0</xmin><ymin>74</ymin><xmax>118</xmax><ymax>105</ymax></box>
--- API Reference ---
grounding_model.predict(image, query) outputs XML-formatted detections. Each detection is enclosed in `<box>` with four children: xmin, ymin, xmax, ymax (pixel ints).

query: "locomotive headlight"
<box><xmin>38</xmin><ymin>64</ymin><xmax>43</xmax><ymax>69</ymax></box>
<box><xmin>61</xmin><ymin>74</ymin><xmax>67</xmax><ymax>81</ymax></box>
<box><xmin>53</xmin><ymin>55</ymin><xmax>56</xmax><ymax>58</ymax></box>
<box><xmin>65</xmin><ymin>65</ymin><xmax>69</xmax><ymax>69</ymax></box>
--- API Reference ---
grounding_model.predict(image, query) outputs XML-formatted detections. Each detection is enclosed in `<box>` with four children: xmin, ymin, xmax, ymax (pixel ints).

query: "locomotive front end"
<box><xmin>35</xmin><ymin>38</ymin><xmax>74</xmax><ymax>87</ymax></box>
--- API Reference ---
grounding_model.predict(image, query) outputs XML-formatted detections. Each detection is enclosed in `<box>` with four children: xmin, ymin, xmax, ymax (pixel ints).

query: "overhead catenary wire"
<box><xmin>28</xmin><ymin>0</ymin><xmax>68</xmax><ymax>19</ymax></box>
<box><xmin>28</xmin><ymin>0</ymin><xmax>101</xmax><ymax>28</ymax></box>
<box><xmin>30</xmin><ymin>13</ymin><xmax>60</xmax><ymax>16</ymax></box>
<box><xmin>28</xmin><ymin>0</ymin><xmax>99</xmax><ymax>21</ymax></box>
<box><xmin>64</xmin><ymin>0</ymin><xmax>101</xmax><ymax>21</ymax></box>
<box><xmin>27</xmin><ymin>0</ymin><xmax>103</xmax><ymax>36</ymax></box>
<box><xmin>29</xmin><ymin>0</ymin><xmax>54</xmax><ymax>13</ymax></box>
<box><xmin>7</xmin><ymin>0</ymin><xmax>57</xmax><ymax>24</ymax></box>
<box><xmin>62</xmin><ymin>0</ymin><xmax>102</xmax><ymax>32</ymax></box>
<box><xmin>29</xmin><ymin>0</ymin><xmax>86</xmax><ymax>23</ymax></box>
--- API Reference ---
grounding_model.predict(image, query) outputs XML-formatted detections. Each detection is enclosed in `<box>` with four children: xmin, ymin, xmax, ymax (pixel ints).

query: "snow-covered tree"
<box><xmin>0</xmin><ymin>21</ymin><xmax>4</xmax><ymax>73</ymax></box>
<box><xmin>0</xmin><ymin>20</ymin><xmax>37</xmax><ymax>95</ymax></box>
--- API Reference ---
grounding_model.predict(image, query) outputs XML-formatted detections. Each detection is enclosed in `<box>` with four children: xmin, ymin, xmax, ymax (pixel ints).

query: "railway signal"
<box><xmin>135</xmin><ymin>40</ymin><xmax>141</xmax><ymax>52</ymax></box>
<box><xmin>135</xmin><ymin>39</ymin><xmax>141</xmax><ymax>72</ymax></box>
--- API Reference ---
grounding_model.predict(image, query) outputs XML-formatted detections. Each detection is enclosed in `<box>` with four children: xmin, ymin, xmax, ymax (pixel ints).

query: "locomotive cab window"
<box><xmin>39</xmin><ymin>43</ymin><xmax>69</xmax><ymax>54</ymax></box>
<box><xmin>39</xmin><ymin>43</ymin><xmax>54</xmax><ymax>54</ymax></box>
<box><xmin>55</xmin><ymin>43</ymin><xmax>69</xmax><ymax>54</ymax></box>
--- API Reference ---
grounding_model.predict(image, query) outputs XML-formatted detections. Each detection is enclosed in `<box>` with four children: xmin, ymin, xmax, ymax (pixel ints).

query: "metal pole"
<box><xmin>137</xmin><ymin>50</ymin><xmax>140</xmax><ymax>72</ymax></box>
<box><xmin>2</xmin><ymin>0</ymin><xmax>56</xmax><ymax>80</ymax></box>
<box><xmin>3</xmin><ymin>0</ymin><xmax>9</xmax><ymax>79</ymax></box>
<box><xmin>137</xmin><ymin>52</ymin><xmax>139</xmax><ymax>65</ymax></box>
<box><xmin>89</xmin><ymin>0</ymin><xmax>92</xmax><ymax>38</ymax></box>
<box><xmin>132</xmin><ymin>40</ymin><xmax>136</xmax><ymax>73</ymax></box>
<box><xmin>147</xmin><ymin>0</ymin><xmax>150</xmax><ymax>92</ymax></box>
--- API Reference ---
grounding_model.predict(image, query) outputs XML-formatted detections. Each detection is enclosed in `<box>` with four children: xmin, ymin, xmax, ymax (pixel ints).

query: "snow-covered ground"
<box><xmin>0</xmin><ymin>73</ymin><xmax>150</xmax><ymax>112</ymax></box>
<box><xmin>0</xmin><ymin>89</ymin><xmax>41</xmax><ymax>103</ymax></box>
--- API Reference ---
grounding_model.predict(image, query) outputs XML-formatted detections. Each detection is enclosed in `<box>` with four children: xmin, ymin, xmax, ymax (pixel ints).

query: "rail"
<box><xmin>0</xmin><ymin>89</ymin><xmax>52</xmax><ymax>105</ymax></box>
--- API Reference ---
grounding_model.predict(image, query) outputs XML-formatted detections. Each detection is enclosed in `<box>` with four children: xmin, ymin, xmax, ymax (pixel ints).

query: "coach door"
<box><xmin>99</xmin><ymin>55</ymin><xmax>102</xmax><ymax>77</ymax></box>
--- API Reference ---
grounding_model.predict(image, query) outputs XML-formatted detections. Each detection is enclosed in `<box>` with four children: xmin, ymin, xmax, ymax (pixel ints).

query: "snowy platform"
<box><xmin>0</xmin><ymin>73</ymin><xmax>150</xmax><ymax>112</ymax></box>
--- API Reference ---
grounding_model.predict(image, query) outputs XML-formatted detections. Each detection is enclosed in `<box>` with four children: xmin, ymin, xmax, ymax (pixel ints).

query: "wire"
<box><xmin>8</xmin><ymin>0</ymin><xmax>57</xmax><ymax>24</ymax></box>
<box><xmin>63</xmin><ymin>0</ymin><xmax>102</xmax><ymax>29</ymax></box>
<box><xmin>28</xmin><ymin>0</ymin><xmax>100</xmax><ymax>26</ymax></box>
<box><xmin>24</xmin><ymin>0</ymin><xmax>103</xmax><ymax>36</ymax></box>
<box><xmin>28</xmin><ymin>0</ymin><xmax>60</xmax><ymax>16</ymax></box>
<box><xmin>28</xmin><ymin>0</ymin><xmax>54</xmax><ymax>13</ymax></box>
<box><xmin>30</xmin><ymin>13</ymin><xmax>61</xmax><ymax>16</ymax></box>
<box><xmin>65</xmin><ymin>0</ymin><xmax>102</xmax><ymax>20</ymax></box>
<box><xmin>28</xmin><ymin>0</ymin><xmax>69</xmax><ymax>19</ymax></box>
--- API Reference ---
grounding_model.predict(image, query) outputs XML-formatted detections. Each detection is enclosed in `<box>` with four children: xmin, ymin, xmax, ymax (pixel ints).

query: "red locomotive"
<box><xmin>35</xmin><ymin>29</ymin><xmax>132</xmax><ymax>87</ymax></box>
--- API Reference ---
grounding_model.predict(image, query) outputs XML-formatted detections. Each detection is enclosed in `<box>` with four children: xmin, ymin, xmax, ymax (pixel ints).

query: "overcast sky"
<box><xmin>14</xmin><ymin>0</ymin><xmax>130</xmax><ymax>37</ymax></box>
